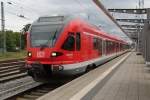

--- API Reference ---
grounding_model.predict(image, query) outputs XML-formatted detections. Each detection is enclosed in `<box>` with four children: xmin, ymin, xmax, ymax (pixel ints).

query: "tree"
<box><xmin>0</xmin><ymin>32</ymin><xmax>3</xmax><ymax>51</ymax></box>
<box><xmin>0</xmin><ymin>23</ymin><xmax>31</xmax><ymax>52</ymax></box>
<box><xmin>21</xmin><ymin>24</ymin><xmax>31</xmax><ymax>34</ymax></box>
<box><xmin>3</xmin><ymin>30</ymin><xmax>22</xmax><ymax>51</ymax></box>
<box><xmin>6</xmin><ymin>31</ymin><xmax>16</xmax><ymax>51</ymax></box>
<box><xmin>21</xmin><ymin>24</ymin><xmax>31</xmax><ymax>49</ymax></box>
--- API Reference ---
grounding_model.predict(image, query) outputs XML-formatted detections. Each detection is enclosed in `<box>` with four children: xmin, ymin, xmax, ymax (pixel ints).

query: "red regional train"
<box><xmin>25</xmin><ymin>15</ymin><xmax>129</xmax><ymax>82</ymax></box>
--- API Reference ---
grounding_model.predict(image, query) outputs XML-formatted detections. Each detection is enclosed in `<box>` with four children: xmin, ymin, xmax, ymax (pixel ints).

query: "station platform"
<box><xmin>38</xmin><ymin>52</ymin><xmax>150</xmax><ymax>100</ymax></box>
<box><xmin>93</xmin><ymin>52</ymin><xmax>150</xmax><ymax>100</ymax></box>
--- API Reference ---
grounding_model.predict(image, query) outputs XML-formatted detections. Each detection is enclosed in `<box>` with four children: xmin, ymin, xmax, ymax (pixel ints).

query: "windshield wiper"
<box><xmin>45</xmin><ymin>30</ymin><xmax>57</xmax><ymax>48</ymax></box>
<box><xmin>52</xmin><ymin>30</ymin><xmax>57</xmax><ymax>46</ymax></box>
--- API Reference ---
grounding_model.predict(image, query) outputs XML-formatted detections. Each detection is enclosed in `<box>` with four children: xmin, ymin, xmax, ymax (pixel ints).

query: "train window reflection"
<box><xmin>76</xmin><ymin>32</ymin><xmax>81</xmax><ymax>51</ymax></box>
<box><xmin>62</xmin><ymin>33</ymin><xmax>75</xmax><ymax>51</ymax></box>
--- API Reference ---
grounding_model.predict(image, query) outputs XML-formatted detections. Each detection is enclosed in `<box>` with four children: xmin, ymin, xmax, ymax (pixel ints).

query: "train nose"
<box><xmin>36</xmin><ymin>51</ymin><xmax>46</xmax><ymax>58</ymax></box>
<box><xmin>28</xmin><ymin>49</ymin><xmax>49</xmax><ymax>59</ymax></box>
<box><xmin>51</xmin><ymin>65</ymin><xmax>64</xmax><ymax>72</ymax></box>
<box><xmin>51</xmin><ymin>52</ymin><xmax>64</xmax><ymax>57</ymax></box>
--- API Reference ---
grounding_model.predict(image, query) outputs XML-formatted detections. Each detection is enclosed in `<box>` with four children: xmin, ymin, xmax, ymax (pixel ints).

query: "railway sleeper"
<box><xmin>0</xmin><ymin>67</ymin><xmax>20</xmax><ymax>74</ymax></box>
<box><xmin>0</xmin><ymin>70</ymin><xmax>22</xmax><ymax>78</ymax></box>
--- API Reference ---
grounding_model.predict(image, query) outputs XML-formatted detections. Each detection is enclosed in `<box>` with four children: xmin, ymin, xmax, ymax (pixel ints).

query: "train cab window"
<box><xmin>76</xmin><ymin>32</ymin><xmax>81</xmax><ymax>51</ymax></box>
<box><xmin>62</xmin><ymin>33</ymin><xmax>75</xmax><ymax>51</ymax></box>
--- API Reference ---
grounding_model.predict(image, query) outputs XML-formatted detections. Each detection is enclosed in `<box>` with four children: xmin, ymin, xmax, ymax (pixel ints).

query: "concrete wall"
<box><xmin>141</xmin><ymin>21</ymin><xmax>150</xmax><ymax>65</ymax></box>
<box><xmin>139</xmin><ymin>8</ymin><xmax>150</xmax><ymax>65</ymax></box>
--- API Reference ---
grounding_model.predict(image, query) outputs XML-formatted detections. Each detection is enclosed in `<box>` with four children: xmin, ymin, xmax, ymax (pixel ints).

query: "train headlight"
<box><xmin>51</xmin><ymin>52</ymin><xmax>63</xmax><ymax>57</ymax></box>
<box><xmin>51</xmin><ymin>52</ymin><xmax>57</xmax><ymax>57</ymax></box>
<box><xmin>28</xmin><ymin>52</ymin><xmax>32</xmax><ymax>57</ymax></box>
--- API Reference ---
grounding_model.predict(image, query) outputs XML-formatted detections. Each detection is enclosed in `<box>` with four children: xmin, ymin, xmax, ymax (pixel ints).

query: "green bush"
<box><xmin>0</xmin><ymin>50</ymin><xmax>26</xmax><ymax>61</ymax></box>
<box><xmin>0</xmin><ymin>30</ymin><xmax>26</xmax><ymax>52</ymax></box>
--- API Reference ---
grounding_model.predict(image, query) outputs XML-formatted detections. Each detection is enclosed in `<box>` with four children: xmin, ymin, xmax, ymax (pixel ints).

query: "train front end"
<box><xmin>26</xmin><ymin>16</ymin><xmax>68</xmax><ymax>81</ymax></box>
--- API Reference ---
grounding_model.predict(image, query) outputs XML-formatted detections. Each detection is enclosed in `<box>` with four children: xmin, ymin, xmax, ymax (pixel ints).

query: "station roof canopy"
<box><xmin>116</xmin><ymin>19</ymin><xmax>146</xmax><ymax>23</ymax></box>
<box><xmin>121</xmin><ymin>25</ymin><xmax>144</xmax><ymax>28</ymax></box>
<box><xmin>107</xmin><ymin>8</ymin><xmax>148</xmax><ymax>41</ymax></box>
<box><xmin>92</xmin><ymin>0</ymin><xmax>145</xmax><ymax>41</ymax></box>
<box><xmin>108</xmin><ymin>9</ymin><xmax>147</xmax><ymax>14</ymax></box>
<box><xmin>123</xmin><ymin>28</ymin><xmax>142</xmax><ymax>30</ymax></box>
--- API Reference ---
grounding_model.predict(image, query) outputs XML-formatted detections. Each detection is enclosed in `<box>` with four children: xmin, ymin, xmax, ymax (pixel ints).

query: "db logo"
<box><xmin>37</xmin><ymin>51</ymin><xmax>45</xmax><ymax>58</ymax></box>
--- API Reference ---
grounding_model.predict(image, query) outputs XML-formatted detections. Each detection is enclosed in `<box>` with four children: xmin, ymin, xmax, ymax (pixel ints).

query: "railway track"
<box><xmin>7</xmin><ymin>82</ymin><xmax>66</xmax><ymax>100</ymax></box>
<box><xmin>0</xmin><ymin>77</ymin><xmax>43</xmax><ymax>100</ymax></box>
<box><xmin>0</xmin><ymin>59</ymin><xmax>27</xmax><ymax>83</ymax></box>
<box><xmin>0</xmin><ymin>57</ymin><xmax>112</xmax><ymax>100</ymax></box>
<box><xmin>0</xmin><ymin>59</ymin><xmax>74</xmax><ymax>100</ymax></box>
<box><xmin>0</xmin><ymin>52</ymin><xmax>128</xmax><ymax>100</ymax></box>
<box><xmin>3</xmin><ymin>76</ymin><xmax>74</xmax><ymax>100</ymax></box>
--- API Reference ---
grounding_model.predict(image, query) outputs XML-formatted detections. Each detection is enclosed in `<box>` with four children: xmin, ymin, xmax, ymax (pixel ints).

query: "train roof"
<box><xmin>74</xmin><ymin>19</ymin><xmax>128</xmax><ymax>44</ymax></box>
<box><xmin>32</xmin><ymin>14</ymin><xmax>128</xmax><ymax>44</ymax></box>
<box><xmin>98</xmin><ymin>30</ymin><xmax>127</xmax><ymax>44</ymax></box>
<box><xmin>32</xmin><ymin>14</ymin><xmax>83</xmax><ymax>26</ymax></box>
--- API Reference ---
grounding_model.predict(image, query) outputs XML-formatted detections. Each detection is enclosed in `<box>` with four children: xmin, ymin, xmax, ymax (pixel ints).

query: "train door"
<box><xmin>75</xmin><ymin>32</ymin><xmax>81</xmax><ymax>62</ymax></box>
<box><xmin>102</xmin><ymin>40</ymin><xmax>106</xmax><ymax>56</ymax></box>
<box><xmin>97</xmin><ymin>38</ymin><xmax>103</xmax><ymax>57</ymax></box>
<box><xmin>80</xmin><ymin>31</ymin><xmax>91</xmax><ymax>61</ymax></box>
<box><xmin>92</xmin><ymin>37</ymin><xmax>99</xmax><ymax>58</ymax></box>
<box><xmin>117</xmin><ymin>43</ymin><xmax>119</xmax><ymax>52</ymax></box>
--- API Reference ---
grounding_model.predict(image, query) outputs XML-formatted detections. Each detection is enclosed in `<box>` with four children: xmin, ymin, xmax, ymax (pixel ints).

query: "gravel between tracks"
<box><xmin>0</xmin><ymin>76</ymin><xmax>34</xmax><ymax>92</ymax></box>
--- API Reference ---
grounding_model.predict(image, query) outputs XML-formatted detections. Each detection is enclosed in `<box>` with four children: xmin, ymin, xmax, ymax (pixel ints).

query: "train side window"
<box><xmin>62</xmin><ymin>33</ymin><xmax>75</xmax><ymax>51</ymax></box>
<box><xmin>93</xmin><ymin>37</ymin><xmax>98</xmax><ymax>49</ymax></box>
<box><xmin>102</xmin><ymin>40</ymin><xmax>106</xmax><ymax>54</ymax></box>
<box><xmin>106</xmin><ymin>40</ymin><xmax>111</xmax><ymax>53</ymax></box>
<box><xmin>98</xmin><ymin>38</ymin><xmax>102</xmax><ymax>55</ymax></box>
<box><xmin>76</xmin><ymin>32</ymin><xmax>81</xmax><ymax>51</ymax></box>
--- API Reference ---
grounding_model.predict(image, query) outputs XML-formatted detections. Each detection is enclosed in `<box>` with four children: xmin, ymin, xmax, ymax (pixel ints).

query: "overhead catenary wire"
<box><xmin>0</xmin><ymin>0</ymin><xmax>32</xmax><ymax>20</ymax></box>
<box><xmin>0</xmin><ymin>0</ymin><xmax>38</xmax><ymax>21</ymax></box>
<box><xmin>0</xmin><ymin>0</ymin><xmax>32</xmax><ymax>33</ymax></box>
<box><xmin>5</xmin><ymin>10</ymin><xmax>30</xmax><ymax>20</ymax></box>
<box><xmin>5</xmin><ymin>1</ymin><xmax>39</xmax><ymax>18</ymax></box>
<box><xmin>6</xmin><ymin>0</ymin><xmax>41</xmax><ymax>15</ymax></box>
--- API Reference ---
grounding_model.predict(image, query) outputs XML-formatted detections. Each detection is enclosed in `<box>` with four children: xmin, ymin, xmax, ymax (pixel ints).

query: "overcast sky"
<box><xmin>1</xmin><ymin>0</ymin><xmax>149</xmax><ymax>42</ymax></box>
<box><xmin>0</xmin><ymin>0</ymin><xmax>146</xmax><ymax>31</ymax></box>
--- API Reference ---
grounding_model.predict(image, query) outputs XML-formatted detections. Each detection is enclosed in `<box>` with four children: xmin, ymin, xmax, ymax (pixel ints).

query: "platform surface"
<box><xmin>93</xmin><ymin>52</ymin><xmax>150</xmax><ymax>100</ymax></box>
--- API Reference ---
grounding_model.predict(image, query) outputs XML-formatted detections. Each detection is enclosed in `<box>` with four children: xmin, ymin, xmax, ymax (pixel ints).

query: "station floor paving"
<box><xmin>92</xmin><ymin>52</ymin><xmax>150</xmax><ymax>100</ymax></box>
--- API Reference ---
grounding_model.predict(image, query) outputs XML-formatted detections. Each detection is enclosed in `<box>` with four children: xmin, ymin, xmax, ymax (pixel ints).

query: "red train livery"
<box><xmin>25</xmin><ymin>15</ymin><xmax>129</xmax><ymax>81</ymax></box>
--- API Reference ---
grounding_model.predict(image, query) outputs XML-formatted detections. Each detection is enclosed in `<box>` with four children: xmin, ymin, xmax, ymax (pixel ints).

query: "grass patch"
<box><xmin>0</xmin><ymin>51</ymin><xmax>26</xmax><ymax>61</ymax></box>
